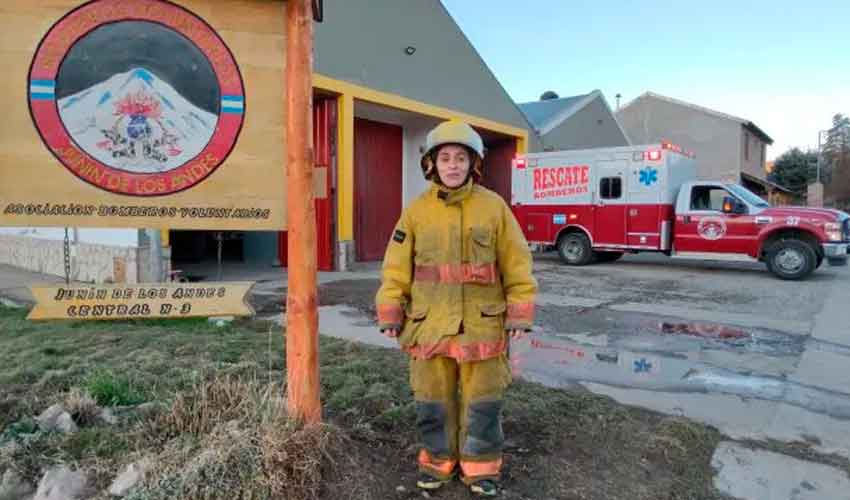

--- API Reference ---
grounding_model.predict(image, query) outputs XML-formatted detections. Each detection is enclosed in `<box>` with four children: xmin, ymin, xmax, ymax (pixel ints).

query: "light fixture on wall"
<box><xmin>404</xmin><ymin>46</ymin><xmax>416</xmax><ymax>55</ymax></box>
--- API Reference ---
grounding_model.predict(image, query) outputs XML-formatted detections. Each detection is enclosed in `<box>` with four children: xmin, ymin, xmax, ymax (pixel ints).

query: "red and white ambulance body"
<box><xmin>511</xmin><ymin>143</ymin><xmax>850</xmax><ymax>280</ymax></box>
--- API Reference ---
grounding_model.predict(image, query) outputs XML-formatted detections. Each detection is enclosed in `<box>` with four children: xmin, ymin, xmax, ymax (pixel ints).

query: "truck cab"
<box><xmin>674</xmin><ymin>181</ymin><xmax>850</xmax><ymax>279</ymax></box>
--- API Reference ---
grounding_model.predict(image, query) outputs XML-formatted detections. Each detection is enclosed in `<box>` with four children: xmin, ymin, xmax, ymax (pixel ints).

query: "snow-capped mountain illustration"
<box><xmin>57</xmin><ymin>68</ymin><xmax>219</xmax><ymax>174</ymax></box>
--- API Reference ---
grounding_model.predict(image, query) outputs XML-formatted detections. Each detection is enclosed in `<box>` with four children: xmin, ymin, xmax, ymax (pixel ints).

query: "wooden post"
<box><xmin>285</xmin><ymin>0</ymin><xmax>321</xmax><ymax>424</ymax></box>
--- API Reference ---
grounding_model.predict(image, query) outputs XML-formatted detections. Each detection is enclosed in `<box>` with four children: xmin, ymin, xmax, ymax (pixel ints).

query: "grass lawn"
<box><xmin>0</xmin><ymin>304</ymin><xmax>725</xmax><ymax>499</ymax></box>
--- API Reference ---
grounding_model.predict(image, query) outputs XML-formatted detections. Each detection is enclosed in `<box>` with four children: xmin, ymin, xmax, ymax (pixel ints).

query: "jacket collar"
<box><xmin>431</xmin><ymin>179</ymin><xmax>474</xmax><ymax>205</ymax></box>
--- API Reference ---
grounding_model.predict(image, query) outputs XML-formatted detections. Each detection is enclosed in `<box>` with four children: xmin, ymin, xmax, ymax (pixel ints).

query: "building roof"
<box><xmin>620</xmin><ymin>91</ymin><xmax>774</xmax><ymax>145</ymax></box>
<box><xmin>518</xmin><ymin>93</ymin><xmax>591</xmax><ymax>131</ymax></box>
<box><xmin>742</xmin><ymin>172</ymin><xmax>793</xmax><ymax>193</ymax></box>
<box><xmin>518</xmin><ymin>90</ymin><xmax>629</xmax><ymax>143</ymax></box>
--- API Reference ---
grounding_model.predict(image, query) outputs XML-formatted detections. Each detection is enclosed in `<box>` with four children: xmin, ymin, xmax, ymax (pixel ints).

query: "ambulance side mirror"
<box><xmin>722</xmin><ymin>197</ymin><xmax>747</xmax><ymax>215</ymax></box>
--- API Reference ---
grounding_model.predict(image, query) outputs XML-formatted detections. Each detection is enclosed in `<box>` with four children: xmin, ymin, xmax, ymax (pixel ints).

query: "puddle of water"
<box><xmin>512</xmin><ymin>332</ymin><xmax>850</xmax><ymax>421</ymax></box>
<box><xmin>660</xmin><ymin>321</ymin><xmax>747</xmax><ymax>339</ymax></box>
<box><xmin>291</xmin><ymin>300</ymin><xmax>850</xmax><ymax>422</ymax></box>
<box><xmin>539</xmin><ymin>306</ymin><xmax>808</xmax><ymax>357</ymax></box>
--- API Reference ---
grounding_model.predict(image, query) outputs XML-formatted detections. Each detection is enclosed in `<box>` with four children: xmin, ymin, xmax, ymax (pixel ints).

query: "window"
<box><xmin>600</xmin><ymin>177</ymin><xmax>622</xmax><ymax>200</ymax></box>
<box><xmin>744</xmin><ymin>133</ymin><xmax>751</xmax><ymax>161</ymax></box>
<box><xmin>690</xmin><ymin>186</ymin><xmax>732</xmax><ymax>211</ymax></box>
<box><xmin>727</xmin><ymin>184</ymin><xmax>769</xmax><ymax>207</ymax></box>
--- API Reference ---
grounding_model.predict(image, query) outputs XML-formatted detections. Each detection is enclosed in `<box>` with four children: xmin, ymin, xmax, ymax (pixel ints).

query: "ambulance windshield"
<box><xmin>726</xmin><ymin>184</ymin><xmax>770</xmax><ymax>208</ymax></box>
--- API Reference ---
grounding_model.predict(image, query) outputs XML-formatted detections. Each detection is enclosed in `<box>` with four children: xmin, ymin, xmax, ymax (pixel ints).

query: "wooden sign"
<box><xmin>28</xmin><ymin>282</ymin><xmax>255</xmax><ymax>320</ymax></box>
<box><xmin>0</xmin><ymin>0</ymin><xmax>288</xmax><ymax>230</ymax></box>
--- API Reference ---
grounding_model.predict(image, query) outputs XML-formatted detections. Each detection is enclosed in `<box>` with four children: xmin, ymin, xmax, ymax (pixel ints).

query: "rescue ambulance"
<box><xmin>511</xmin><ymin>142</ymin><xmax>850</xmax><ymax>280</ymax></box>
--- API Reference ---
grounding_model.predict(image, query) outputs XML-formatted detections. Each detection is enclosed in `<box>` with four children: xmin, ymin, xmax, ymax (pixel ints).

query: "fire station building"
<box><xmin>0</xmin><ymin>0</ymin><xmax>541</xmax><ymax>282</ymax></box>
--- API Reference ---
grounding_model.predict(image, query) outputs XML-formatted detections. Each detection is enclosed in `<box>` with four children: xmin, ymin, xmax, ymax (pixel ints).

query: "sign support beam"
<box><xmin>285</xmin><ymin>0</ymin><xmax>321</xmax><ymax>424</ymax></box>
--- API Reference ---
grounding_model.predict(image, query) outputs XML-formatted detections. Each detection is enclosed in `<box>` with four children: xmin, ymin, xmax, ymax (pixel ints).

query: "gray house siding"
<box><xmin>740</xmin><ymin>129</ymin><xmax>768</xmax><ymax>180</ymax></box>
<box><xmin>526</xmin><ymin>129</ymin><xmax>544</xmax><ymax>152</ymax></box>
<box><xmin>616</xmin><ymin>96</ymin><xmax>742</xmax><ymax>182</ymax></box>
<box><xmin>314</xmin><ymin>0</ymin><xmax>532</xmax><ymax>133</ymax></box>
<box><xmin>539</xmin><ymin>97</ymin><xmax>629</xmax><ymax>151</ymax></box>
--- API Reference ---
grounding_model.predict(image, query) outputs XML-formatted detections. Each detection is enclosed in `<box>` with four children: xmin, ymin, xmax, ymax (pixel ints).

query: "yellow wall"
<box><xmin>312</xmin><ymin>73</ymin><xmax>528</xmax><ymax>241</ymax></box>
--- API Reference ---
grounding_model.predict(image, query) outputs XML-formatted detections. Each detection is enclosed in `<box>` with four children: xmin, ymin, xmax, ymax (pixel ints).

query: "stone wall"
<box><xmin>0</xmin><ymin>235</ymin><xmax>141</xmax><ymax>283</ymax></box>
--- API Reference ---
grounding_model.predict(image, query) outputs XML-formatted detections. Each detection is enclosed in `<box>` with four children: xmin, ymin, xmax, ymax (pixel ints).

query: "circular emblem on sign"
<box><xmin>697</xmin><ymin>216</ymin><xmax>727</xmax><ymax>241</ymax></box>
<box><xmin>28</xmin><ymin>0</ymin><xmax>245</xmax><ymax>196</ymax></box>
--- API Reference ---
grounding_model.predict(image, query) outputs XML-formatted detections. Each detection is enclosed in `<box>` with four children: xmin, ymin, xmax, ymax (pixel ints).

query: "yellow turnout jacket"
<box><xmin>376</xmin><ymin>180</ymin><xmax>537</xmax><ymax>361</ymax></box>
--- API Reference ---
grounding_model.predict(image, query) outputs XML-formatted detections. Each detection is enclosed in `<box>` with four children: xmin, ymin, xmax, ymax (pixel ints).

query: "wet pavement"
<box><xmin>288</xmin><ymin>252</ymin><xmax>850</xmax><ymax>469</ymax></box>
<box><xmin>532</xmin><ymin>255</ymin><xmax>850</xmax><ymax>466</ymax></box>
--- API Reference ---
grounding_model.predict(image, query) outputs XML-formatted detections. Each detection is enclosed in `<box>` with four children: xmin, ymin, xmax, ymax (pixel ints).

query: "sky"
<box><xmin>441</xmin><ymin>0</ymin><xmax>850</xmax><ymax>160</ymax></box>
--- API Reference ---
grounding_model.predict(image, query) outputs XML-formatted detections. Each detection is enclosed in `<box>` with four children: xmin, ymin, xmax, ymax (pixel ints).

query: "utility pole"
<box><xmin>285</xmin><ymin>0</ymin><xmax>321</xmax><ymax>424</ymax></box>
<box><xmin>809</xmin><ymin>129</ymin><xmax>830</xmax><ymax>208</ymax></box>
<box><xmin>145</xmin><ymin>228</ymin><xmax>163</xmax><ymax>282</ymax></box>
<box><xmin>816</xmin><ymin>129</ymin><xmax>829</xmax><ymax>184</ymax></box>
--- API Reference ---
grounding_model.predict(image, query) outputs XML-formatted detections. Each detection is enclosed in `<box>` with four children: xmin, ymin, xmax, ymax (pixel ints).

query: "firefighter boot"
<box><xmin>469</xmin><ymin>479</ymin><xmax>498</xmax><ymax>496</ymax></box>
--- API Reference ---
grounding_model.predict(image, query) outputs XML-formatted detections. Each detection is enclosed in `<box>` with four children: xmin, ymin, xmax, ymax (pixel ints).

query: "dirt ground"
<box><xmin>0</xmin><ymin>303</ymin><xmax>728</xmax><ymax>500</ymax></box>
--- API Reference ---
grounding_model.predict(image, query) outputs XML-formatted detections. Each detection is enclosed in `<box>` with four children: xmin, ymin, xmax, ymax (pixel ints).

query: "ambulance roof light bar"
<box><xmin>645</xmin><ymin>150</ymin><xmax>662</xmax><ymax>161</ymax></box>
<box><xmin>660</xmin><ymin>140</ymin><xmax>697</xmax><ymax>159</ymax></box>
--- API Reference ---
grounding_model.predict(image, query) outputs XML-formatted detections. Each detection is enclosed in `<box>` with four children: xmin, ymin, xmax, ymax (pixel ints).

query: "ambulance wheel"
<box><xmin>557</xmin><ymin>233</ymin><xmax>594</xmax><ymax>266</ymax></box>
<box><xmin>595</xmin><ymin>251</ymin><xmax>624</xmax><ymax>263</ymax></box>
<box><xmin>766</xmin><ymin>239</ymin><xmax>817</xmax><ymax>280</ymax></box>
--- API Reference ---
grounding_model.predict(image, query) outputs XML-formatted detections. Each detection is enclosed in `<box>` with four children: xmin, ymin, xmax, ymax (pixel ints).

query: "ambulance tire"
<box><xmin>595</xmin><ymin>251</ymin><xmax>624</xmax><ymax>263</ymax></box>
<box><xmin>766</xmin><ymin>239</ymin><xmax>817</xmax><ymax>280</ymax></box>
<box><xmin>557</xmin><ymin>233</ymin><xmax>595</xmax><ymax>266</ymax></box>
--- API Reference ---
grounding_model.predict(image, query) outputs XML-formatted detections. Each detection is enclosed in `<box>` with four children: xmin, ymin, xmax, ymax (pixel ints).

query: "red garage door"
<box><xmin>480</xmin><ymin>138</ymin><xmax>516</xmax><ymax>203</ymax></box>
<box><xmin>354</xmin><ymin>118</ymin><xmax>403</xmax><ymax>261</ymax></box>
<box><xmin>278</xmin><ymin>96</ymin><xmax>336</xmax><ymax>270</ymax></box>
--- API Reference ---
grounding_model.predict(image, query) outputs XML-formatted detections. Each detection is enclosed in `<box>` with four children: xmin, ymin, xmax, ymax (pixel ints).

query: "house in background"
<box><xmin>762</xmin><ymin>161</ymin><xmax>797</xmax><ymax>206</ymax></box>
<box><xmin>616</xmin><ymin>92</ymin><xmax>778</xmax><ymax>198</ymax></box>
<box><xmin>518</xmin><ymin>90</ymin><xmax>629</xmax><ymax>151</ymax></box>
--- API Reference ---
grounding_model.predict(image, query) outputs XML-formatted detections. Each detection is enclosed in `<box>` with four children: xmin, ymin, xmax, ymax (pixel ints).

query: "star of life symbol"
<box><xmin>634</xmin><ymin>358</ymin><xmax>653</xmax><ymax>373</ymax></box>
<box><xmin>639</xmin><ymin>167</ymin><xmax>658</xmax><ymax>186</ymax></box>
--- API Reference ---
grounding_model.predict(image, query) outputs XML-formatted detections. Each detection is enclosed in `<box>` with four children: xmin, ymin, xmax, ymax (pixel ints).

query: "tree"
<box><xmin>822</xmin><ymin>113</ymin><xmax>850</xmax><ymax>203</ymax></box>
<box><xmin>769</xmin><ymin>147</ymin><xmax>818</xmax><ymax>192</ymax></box>
<box><xmin>822</xmin><ymin>113</ymin><xmax>850</xmax><ymax>184</ymax></box>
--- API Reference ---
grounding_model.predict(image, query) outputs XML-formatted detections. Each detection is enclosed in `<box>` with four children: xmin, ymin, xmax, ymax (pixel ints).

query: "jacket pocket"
<box><xmin>406</xmin><ymin>305</ymin><xmax>429</xmax><ymax>323</ymax></box>
<box><xmin>400</xmin><ymin>305</ymin><xmax>429</xmax><ymax>344</ymax></box>
<box><xmin>414</xmin><ymin>230</ymin><xmax>441</xmax><ymax>264</ymax></box>
<box><xmin>469</xmin><ymin>226</ymin><xmax>496</xmax><ymax>263</ymax></box>
<box><xmin>477</xmin><ymin>302</ymin><xmax>506</xmax><ymax>332</ymax></box>
<box><xmin>478</xmin><ymin>302</ymin><xmax>506</xmax><ymax>317</ymax></box>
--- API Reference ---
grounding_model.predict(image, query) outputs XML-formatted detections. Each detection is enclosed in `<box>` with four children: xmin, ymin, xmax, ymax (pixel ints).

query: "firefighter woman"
<box><xmin>376</xmin><ymin>120</ymin><xmax>537</xmax><ymax>496</ymax></box>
